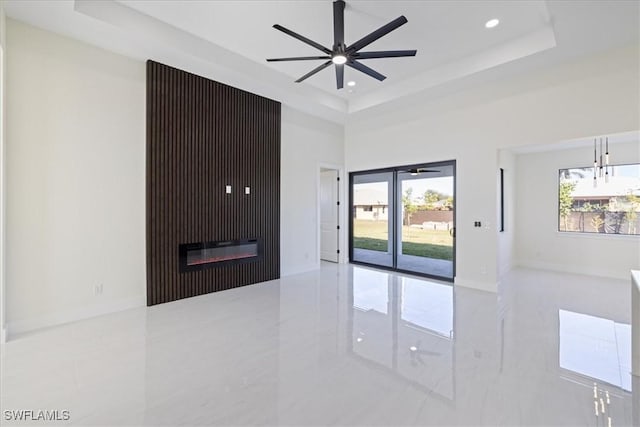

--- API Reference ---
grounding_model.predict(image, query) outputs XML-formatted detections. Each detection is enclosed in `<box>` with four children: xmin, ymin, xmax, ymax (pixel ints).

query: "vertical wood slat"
<box><xmin>146</xmin><ymin>61</ymin><xmax>281</xmax><ymax>306</ymax></box>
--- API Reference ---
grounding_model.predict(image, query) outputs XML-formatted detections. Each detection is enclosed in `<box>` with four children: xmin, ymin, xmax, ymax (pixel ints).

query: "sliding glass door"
<box><xmin>349</xmin><ymin>161</ymin><xmax>456</xmax><ymax>281</ymax></box>
<box><xmin>351</xmin><ymin>172</ymin><xmax>394</xmax><ymax>267</ymax></box>
<box><xmin>397</xmin><ymin>164</ymin><xmax>455</xmax><ymax>278</ymax></box>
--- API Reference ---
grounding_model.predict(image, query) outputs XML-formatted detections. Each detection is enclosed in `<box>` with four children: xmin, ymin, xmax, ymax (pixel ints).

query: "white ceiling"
<box><xmin>4</xmin><ymin>1</ymin><xmax>639</xmax><ymax>123</ymax></box>
<box><xmin>118</xmin><ymin>0</ymin><xmax>552</xmax><ymax>97</ymax></box>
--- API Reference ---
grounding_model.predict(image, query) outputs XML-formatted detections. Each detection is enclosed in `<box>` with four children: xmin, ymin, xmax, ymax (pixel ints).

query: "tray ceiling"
<box><xmin>4</xmin><ymin>0</ymin><xmax>639</xmax><ymax>123</ymax></box>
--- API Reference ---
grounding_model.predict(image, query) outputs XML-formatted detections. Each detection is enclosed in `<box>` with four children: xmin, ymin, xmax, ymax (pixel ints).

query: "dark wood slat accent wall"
<box><xmin>146</xmin><ymin>60</ymin><xmax>281</xmax><ymax>306</ymax></box>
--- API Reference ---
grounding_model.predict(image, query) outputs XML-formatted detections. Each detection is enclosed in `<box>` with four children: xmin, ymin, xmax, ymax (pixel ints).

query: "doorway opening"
<box><xmin>320</xmin><ymin>168</ymin><xmax>340</xmax><ymax>263</ymax></box>
<box><xmin>349</xmin><ymin>160</ymin><xmax>456</xmax><ymax>281</ymax></box>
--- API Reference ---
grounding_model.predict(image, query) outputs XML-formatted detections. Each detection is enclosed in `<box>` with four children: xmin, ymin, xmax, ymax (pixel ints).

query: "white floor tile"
<box><xmin>1</xmin><ymin>264</ymin><xmax>636</xmax><ymax>426</ymax></box>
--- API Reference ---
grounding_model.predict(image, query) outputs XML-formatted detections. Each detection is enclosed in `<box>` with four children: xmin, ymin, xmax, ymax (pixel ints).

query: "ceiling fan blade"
<box><xmin>273</xmin><ymin>24</ymin><xmax>332</xmax><ymax>55</ymax></box>
<box><xmin>333</xmin><ymin>0</ymin><xmax>345</xmax><ymax>49</ymax></box>
<box><xmin>336</xmin><ymin>64</ymin><xmax>344</xmax><ymax>89</ymax></box>
<box><xmin>295</xmin><ymin>60</ymin><xmax>333</xmax><ymax>83</ymax></box>
<box><xmin>347</xmin><ymin>60</ymin><xmax>386</xmax><ymax>81</ymax></box>
<box><xmin>267</xmin><ymin>56</ymin><xmax>331</xmax><ymax>62</ymax></box>
<box><xmin>406</xmin><ymin>168</ymin><xmax>441</xmax><ymax>175</ymax></box>
<box><xmin>355</xmin><ymin>50</ymin><xmax>417</xmax><ymax>59</ymax></box>
<box><xmin>347</xmin><ymin>16</ymin><xmax>408</xmax><ymax>53</ymax></box>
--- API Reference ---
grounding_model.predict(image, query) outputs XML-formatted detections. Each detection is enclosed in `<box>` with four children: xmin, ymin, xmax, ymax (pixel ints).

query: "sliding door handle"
<box><xmin>449</xmin><ymin>227</ymin><xmax>456</xmax><ymax>237</ymax></box>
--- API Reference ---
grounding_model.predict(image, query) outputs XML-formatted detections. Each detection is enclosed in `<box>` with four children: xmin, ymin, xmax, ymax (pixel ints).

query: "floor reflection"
<box><xmin>559</xmin><ymin>309</ymin><xmax>632</xmax><ymax>391</ymax></box>
<box><xmin>349</xmin><ymin>267</ymin><xmax>455</xmax><ymax>400</ymax></box>
<box><xmin>401</xmin><ymin>277</ymin><xmax>453</xmax><ymax>338</ymax></box>
<box><xmin>2</xmin><ymin>264</ymin><xmax>638</xmax><ymax>426</ymax></box>
<box><xmin>353</xmin><ymin>268</ymin><xmax>390</xmax><ymax>314</ymax></box>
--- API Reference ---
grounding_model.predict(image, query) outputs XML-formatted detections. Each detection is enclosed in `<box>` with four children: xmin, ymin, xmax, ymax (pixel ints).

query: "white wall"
<box><xmin>6</xmin><ymin>20</ymin><xmax>146</xmax><ymax>335</ymax></box>
<box><xmin>633</xmin><ymin>270</ymin><xmax>640</xmax><ymax>377</ymax></box>
<box><xmin>281</xmin><ymin>106</ymin><xmax>344</xmax><ymax>276</ymax></box>
<box><xmin>497</xmin><ymin>149</ymin><xmax>516</xmax><ymax>280</ymax></box>
<box><xmin>0</xmin><ymin>1</ymin><xmax>7</xmax><ymax>342</ymax></box>
<box><xmin>5</xmin><ymin>20</ymin><xmax>346</xmax><ymax>335</ymax></box>
<box><xmin>515</xmin><ymin>141</ymin><xmax>640</xmax><ymax>279</ymax></box>
<box><xmin>346</xmin><ymin>45</ymin><xmax>639</xmax><ymax>291</ymax></box>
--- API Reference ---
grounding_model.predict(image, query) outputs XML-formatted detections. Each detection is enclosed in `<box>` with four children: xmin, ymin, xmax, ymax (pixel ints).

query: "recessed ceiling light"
<box><xmin>410</xmin><ymin>346</ymin><xmax>417</xmax><ymax>352</ymax></box>
<box><xmin>485</xmin><ymin>18</ymin><xmax>500</xmax><ymax>29</ymax></box>
<box><xmin>347</xmin><ymin>81</ymin><xmax>356</xmax><ymax>87</ymax></box>
<box><xmin>332</xmin><ymin>55</ymin><xmax>347</xmax><ymax>65</ymax></box>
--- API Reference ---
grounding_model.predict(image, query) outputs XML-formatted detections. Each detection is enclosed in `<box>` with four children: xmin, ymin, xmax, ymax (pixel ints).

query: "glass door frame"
<box><xmin>348</xmin><ymin>160</ymin><xmax>456</xmax><ymax>282</ymax></box>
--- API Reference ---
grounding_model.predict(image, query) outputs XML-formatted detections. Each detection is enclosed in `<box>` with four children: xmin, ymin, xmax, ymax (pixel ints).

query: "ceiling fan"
<box><xmin>266</xmin><ymin>0</ymin><xmax>417</xmax><ymax>89</ymax></box>
<box><xmin>407</xmin><ymin>168</ymin><xmax>440</xmax><ymax>176</ymax></box>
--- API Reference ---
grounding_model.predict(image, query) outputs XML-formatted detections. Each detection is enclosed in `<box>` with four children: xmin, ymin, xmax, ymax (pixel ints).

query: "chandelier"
<box><xmin>593</xmin><ymin>137</ymin><xmax>610</xmax><ymax>187</ymax></box>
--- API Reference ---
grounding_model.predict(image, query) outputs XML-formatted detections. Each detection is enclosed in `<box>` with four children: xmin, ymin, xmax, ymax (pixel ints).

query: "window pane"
<box><xmin>352</xmin><ymin>172</ymin><xmax>393</xmax><ymax>267</ymax></box>
<box><xmin>558</xmin><ymin>164</ymin><xmax>640</xmax><ymax>235</ymax></box>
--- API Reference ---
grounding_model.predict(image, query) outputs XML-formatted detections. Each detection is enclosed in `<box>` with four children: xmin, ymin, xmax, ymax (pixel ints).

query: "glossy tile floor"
<box><xmin>1</xmin><ymin>264</ymin><xmax>638</xmax><ymax>426</ymax></box>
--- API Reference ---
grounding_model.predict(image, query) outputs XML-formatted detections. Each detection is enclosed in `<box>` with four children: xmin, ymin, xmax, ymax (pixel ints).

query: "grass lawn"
<box><xmin>353</xmin><ymin>219</ymin><xmax>453</xmax><ymax>261</ymax></box>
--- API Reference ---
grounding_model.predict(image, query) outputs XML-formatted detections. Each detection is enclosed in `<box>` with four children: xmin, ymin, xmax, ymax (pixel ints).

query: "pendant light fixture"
<box><xmin>593</xmin><ymin>137</ymin><xmax>610</xmax><ymax>187</ymax></box>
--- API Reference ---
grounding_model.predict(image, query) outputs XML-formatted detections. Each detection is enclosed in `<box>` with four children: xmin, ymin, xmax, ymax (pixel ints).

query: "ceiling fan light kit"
<box><xmin>266</xmin><ymin>0</ymin><xmax>417</xmax><ymax>89</ymax></box>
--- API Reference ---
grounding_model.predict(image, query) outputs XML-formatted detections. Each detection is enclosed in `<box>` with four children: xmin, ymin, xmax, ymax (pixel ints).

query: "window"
<box><xmin>558</xmin><ymin>163</ymin><xmax>640</xmax><ymax>235</ymax></box>
<box><xmin>363</xmin><ymin>205</ymin><xmax>373</xmax><ymax>212</ymax></box>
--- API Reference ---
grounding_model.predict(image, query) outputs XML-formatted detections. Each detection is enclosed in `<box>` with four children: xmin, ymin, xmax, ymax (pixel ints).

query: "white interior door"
<box><xmin>320</xmin><ymin>170</ymin><xmax>339</xmax><ymax>262</ymax></box>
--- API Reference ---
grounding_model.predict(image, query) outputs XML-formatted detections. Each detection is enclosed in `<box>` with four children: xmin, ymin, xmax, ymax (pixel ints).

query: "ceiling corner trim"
<box><xmin>348</xmin><ymin>24</ymin><xmax>558</xmax><ymax>115</ymax></box>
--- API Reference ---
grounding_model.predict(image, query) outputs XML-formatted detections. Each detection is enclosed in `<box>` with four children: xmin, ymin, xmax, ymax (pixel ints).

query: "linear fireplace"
<box><xmin>179</xmin><ymin>239</ymin><xmax>262</xmax><ymax>273</ymax></box>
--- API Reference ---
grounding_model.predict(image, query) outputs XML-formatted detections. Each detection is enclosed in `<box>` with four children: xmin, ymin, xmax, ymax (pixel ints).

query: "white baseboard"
<box><xmin>6</xmin><ymin>295</ymin><xmax>145</xmax><ymax>338</ymax></box>
<box><xmin>454</xmin><ymin>277</ymin><xmax>497</xmax><ymax>293</ymax></box>
<box><xmin>515</xmin><ymin>259</ymin><xmax>630</xmax><ymax>280</ymax></box>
